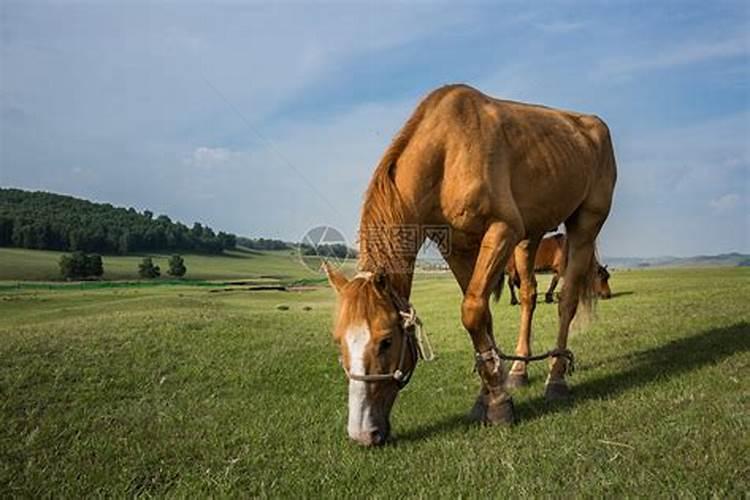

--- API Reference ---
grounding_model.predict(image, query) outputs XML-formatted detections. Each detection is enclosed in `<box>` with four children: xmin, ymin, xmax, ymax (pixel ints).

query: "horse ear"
<box><xmin>322</xmin><ymin>262</ymin><xmax>348</xmax><ymax>294</ymax></box>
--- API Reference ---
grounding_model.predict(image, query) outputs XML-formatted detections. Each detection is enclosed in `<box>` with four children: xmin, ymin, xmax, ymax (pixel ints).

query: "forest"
<box><xmin>236</xmin><ymin>236</ymin><xmax>291</xmax><ymax>251</ymax></box>
<box><xmin>0</xmin><ymin>188</ymin><xmax>237</xmax><ymax>254</ymax></box>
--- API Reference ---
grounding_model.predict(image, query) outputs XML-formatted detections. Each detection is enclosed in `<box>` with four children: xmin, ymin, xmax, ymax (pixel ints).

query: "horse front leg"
<box><xmin>461</xmin><ymin>221</ymin><xmax>520</xmax><ymax>425</ymax></box>
<box><xmin>506</xmin><ymin>237</ymin><xmax>541</xmax><ymax>389</ymax></box>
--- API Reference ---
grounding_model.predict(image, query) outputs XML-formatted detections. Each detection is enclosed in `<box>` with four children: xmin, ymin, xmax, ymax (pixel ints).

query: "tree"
<box><xmin>0</xmin><ymin>217</ymin><xmax>12</xmax><ymax>246</ymax></box>
<box><xmin>118</xmin><ymin>232</ymin><xmax>130</xmax><ymax>254</ymax></box>
<box><xmin>85</xmin><ymin>254</ymin><xmax>104</xmax><ymax>277</ymax></box>
<box><xmin>0</xmin><ymin>188</ymin><xmax>237</xmax><ymax>254</ymax></box>
<box><xmin>59</xmin><ymin>251</ymin><xmax>103</xmax><ymax>279</ymax></box>
<box><xmin>167</xmin><ymin>255</ymin><xmax>186</xmax><ymax>278</ymax></box>
<box><xmin>302</xmin><ymin>243</ymin><xmax>356</xmax><ymax>259</ymax></box>
<box><xmin>60</xmin><ymin>252</ymin><xmax>85</xmax><ymax>279</ymax></box>
<box><xmin>218</xmin><ymin>231</ymin><xmax>236</xmax><ymax>249</ymax></box>
<box><xmin>190</xmin><ymin>222</ymin><xmax>204</xmax><ymax>239</ymax></box>
<box><xmin>138</xmin><ymin>257</ymin><xmax>160</xmax><ymax>278</ymax></box>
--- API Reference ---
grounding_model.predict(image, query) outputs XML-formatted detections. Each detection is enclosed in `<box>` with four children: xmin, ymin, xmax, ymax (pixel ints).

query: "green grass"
<box><xmin>1</xmin><ymin>267</ymin><xmax>748</xmax><ymax>496</ymax></box>
<box><xmin>0</xmin><ymin>247</ymin><xmax>334</xmax><ymax>282</ymax></box>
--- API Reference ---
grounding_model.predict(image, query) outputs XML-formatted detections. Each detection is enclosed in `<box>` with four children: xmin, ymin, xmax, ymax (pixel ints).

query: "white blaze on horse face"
<box><xmin>346</xmin><ymin>323</ymin><xmax>374</xmax><ymax>439</ymax></box>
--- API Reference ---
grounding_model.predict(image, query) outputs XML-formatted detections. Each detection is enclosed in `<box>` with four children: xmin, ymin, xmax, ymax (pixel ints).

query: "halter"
<box><xmin>339</xmin><ymin>272</ymin><xmax>434</xmax><ymax>389</ymax></box>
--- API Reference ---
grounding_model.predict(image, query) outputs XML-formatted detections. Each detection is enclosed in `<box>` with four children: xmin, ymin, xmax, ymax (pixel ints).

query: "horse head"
<box><xmin>596</xmin><ymin>264</ymin><xmax>612</xmax><ymax>299</ymax></box>
<box><xmin>324</xmin><ymin>263</ymin><xmax>420</xmax><ymax>446</ymax></box>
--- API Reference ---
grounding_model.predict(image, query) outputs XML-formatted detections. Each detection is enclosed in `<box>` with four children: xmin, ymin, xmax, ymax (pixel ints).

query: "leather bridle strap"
<box><xmin>342</xmin><ymin>329</ymin><xmax>417</xmax><ymax>388</ymax></box>
<box><xmin>339</xmin><ymin>271</ymin><xmax>433</xmax><ymax>388</ymax></box>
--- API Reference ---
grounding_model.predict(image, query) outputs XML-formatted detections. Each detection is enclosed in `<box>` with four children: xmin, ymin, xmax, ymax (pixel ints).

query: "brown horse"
<box><xmin>595</xmin><ymin>264</ymin><xmax>612</xmax><ymax>299</ymax></box>
<box><xmin>325</xmin><ymin>84</ymin><xmax>617</xmax><ymax>446</ymax></box>
<box><xmin>505</xmin><ymin>233</ymin><xmax>612</xmax><ymax>305</ymax></box>
<box><xmin>506</xmin><ymin>233</ymin><xmax>565</xmax><ymax>305</ymax></box>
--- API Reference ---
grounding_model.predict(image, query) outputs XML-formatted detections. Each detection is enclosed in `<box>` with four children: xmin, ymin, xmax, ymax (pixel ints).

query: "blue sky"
<box><xmin>1</xmin><ymin>1</ymin><xmax>748</xmax><ymax>257</ymax></box>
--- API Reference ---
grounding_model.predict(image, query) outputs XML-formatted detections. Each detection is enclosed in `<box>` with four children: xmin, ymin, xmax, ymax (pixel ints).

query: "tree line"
<box><xmin>299</xmin><ymin>243</ymin><xmax>356</xmax><ymax>259</ymax></box>
<box><xmin>0</xmin><ymin>188</ymin><xmax>237</xmax><ymax>254</ymax></box>
<box><xmin>59</xmin><ymin>252</ymin><xmax>187</xmax><ymax>279</ymax></box>
<box><xmin>236</xmin><ymin>236</ymin><xmax>291</xmax><ymax>251</ymax></box>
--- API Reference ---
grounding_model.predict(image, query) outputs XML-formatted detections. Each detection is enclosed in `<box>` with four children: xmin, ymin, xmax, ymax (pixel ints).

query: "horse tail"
<box><xmin>581</xmin><ymin>243</ymin><xmax>600</xmax><ymax>315</ymax></box>
<box><xmin>569</xmin><ymin>240</ymin><xmax>600</xmax><ymax>326</ymax></box>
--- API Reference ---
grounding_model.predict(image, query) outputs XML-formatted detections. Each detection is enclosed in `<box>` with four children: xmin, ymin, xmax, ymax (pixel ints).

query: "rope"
<box><xmin>475</xmin><ymin>347</ymin><xmax>575</xmax><ymax>374</ymax></box>
<box><xmin>496</xmin><ymin>348</ymin><xmax>575</xmax><ymax>374</ymax></box>
<box><xmin>400</xmin><ymin>307</ymin><xmax>435</xmax><ymax>362</ymax></box>
<box><xmin>353</xmin><ymin>270</ymin><xmax>435</xmax><ymax>362</ymax></box>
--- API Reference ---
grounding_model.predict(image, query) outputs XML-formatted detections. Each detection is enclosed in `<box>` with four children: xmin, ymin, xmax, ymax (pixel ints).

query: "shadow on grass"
<box><xmin>608</xmin><ymin>290</ymin><xmax>635</xmax><ymax>299</ymax></box>
<box><xmin>397</xmin><ymin>321</ymin><xmax>750</xmax><ymax>442</ymax></box>
<box><xmin>519</xmin><ymin>320</ymin><xmax>750</xmax><ymax>422</ymax></box>
<box><xmin>394</xmin><ymin>413</ymin><xmax>471</xmax><ymax>444</ymax></box>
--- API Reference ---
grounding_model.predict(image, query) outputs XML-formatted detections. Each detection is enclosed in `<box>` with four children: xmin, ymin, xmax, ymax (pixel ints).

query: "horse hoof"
<box><xmin>504</xmin><ymin>372</ymin><xmax>529</xmax><ymax>389</ymax></box>
<box><xmin>469</xmin><ymin>395</ymin><xmax>515</xmax><ymax>425</ymax></box>
<box><xmin>485</xmin><ymin>397</ymin><xmax>515</xmax><ymax>425</ymax></box>
<box><xmin>544</xmin><ymin>294</ymin><xmax>554</xmax><ymax>304</ymax></box>
<box><xmin>544</xmin><ymin>380</ymin><xmax>571</xmax><ymax>401</ymax></box>
<box><xmin>469</xmin><ymin>396</ymin><xmax>486</xmax><ymax>422</ymax></box>
<box><xmin>510</xmin><ymin>299</ymin><xmax>519</xmax><ymax>306</ymax></box>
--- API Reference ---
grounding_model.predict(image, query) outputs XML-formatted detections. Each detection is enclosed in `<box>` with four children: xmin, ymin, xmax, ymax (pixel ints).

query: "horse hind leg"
<box><xmin>506</xmin><ymin>237</ymin><xmax>541</xmax><ymax>389</ymax></box>
<box><xmin>546</xmin><ymin>208</ymin><xmax>606</xmax><ymax>401</ymax></box>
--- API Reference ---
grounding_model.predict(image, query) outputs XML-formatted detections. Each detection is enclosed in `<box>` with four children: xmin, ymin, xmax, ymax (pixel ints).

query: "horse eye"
<box><xmin>379</xmin><ymin>338</ymin><xmax>393</xmax><ymax>353</ymax></box>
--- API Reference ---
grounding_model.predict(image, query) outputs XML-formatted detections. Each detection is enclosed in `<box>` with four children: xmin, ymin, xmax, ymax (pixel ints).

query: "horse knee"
<box><xmin>462</xmin><ymin>294</ymin><xmax>488</xmax><ymax>333</ymax></box>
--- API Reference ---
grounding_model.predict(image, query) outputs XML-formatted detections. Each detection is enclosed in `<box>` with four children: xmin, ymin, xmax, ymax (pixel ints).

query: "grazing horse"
<box><xmin>506</xmin><ymin>233</ymin><xmax>565</xmax><ymax>305</ymax></box>
<box><xmin>595</xmin><ymin>264</ymin><xmax>612</xmax><ymax>299</ymax></box>
<box><xmin>505</xmin><ymin>234</ymin><xmax>612</xmax><ymax>305</ymax></box>
<box><xmin>325</xmin><ymin>84</ymin><xmax>617</xmax><ymax>446</ymax></box>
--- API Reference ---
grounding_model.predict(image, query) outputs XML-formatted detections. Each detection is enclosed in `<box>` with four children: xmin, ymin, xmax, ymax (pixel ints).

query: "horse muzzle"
<box><xmin>349</xmin><ymin>424</ymin><xmax>390</xmax><ymax>447</ymax></box>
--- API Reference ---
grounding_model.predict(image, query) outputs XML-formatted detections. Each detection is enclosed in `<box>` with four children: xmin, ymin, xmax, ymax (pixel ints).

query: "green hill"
<box><xmin>605</xmin><ymin>252</ymin><xmax>750</xmax><ymax>268</ymax></box>
<box><xmin>0</xmin><ymin>188</ymin><xmax>236</xmax><ymax>254</ymax></box>
<box><xmin>0</xmin><ymin>247</ymin><xmax>336</xmax><ymax>283</ymax></box>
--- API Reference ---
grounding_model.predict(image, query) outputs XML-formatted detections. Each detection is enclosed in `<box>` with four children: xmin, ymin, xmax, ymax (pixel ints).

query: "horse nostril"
<box><xmin>370</xmin><ymin>429</ymin><xmax>387</xmax><ymax>446</ymax></box>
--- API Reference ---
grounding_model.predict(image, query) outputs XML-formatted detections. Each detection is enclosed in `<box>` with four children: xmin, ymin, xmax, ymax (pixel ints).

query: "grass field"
<box><xmin>0</xmin><ymin>247</ymin><xmax>327</xmax><ymax>282</ymax></box>
<box><xmin>1</xmin><ymin>260</ymin><xmax>748</xmax><ymax>496</ymax></box>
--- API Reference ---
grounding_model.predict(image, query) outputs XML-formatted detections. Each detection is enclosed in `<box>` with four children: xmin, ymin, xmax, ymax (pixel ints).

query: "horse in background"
<box><xmin>595</xmin><ymin>263</ymin><xmax>612</xmax><ymax>299</ymax></box>
<box><xmin>506</xmin><ymin>233</ymin><xmax>565</xmax><ymax>305</ymax></box>
<box><xmin>505</xmin><ymin>233</ymin><xmax>612</xmax><ymax>305</ymax></box>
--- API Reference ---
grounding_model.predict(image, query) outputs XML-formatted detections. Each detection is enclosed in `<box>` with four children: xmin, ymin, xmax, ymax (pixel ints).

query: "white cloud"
<box><xmin>601</xmin><ymin>112</ymin><xmax>750</xmax><ymax>256</ymax></box>
<box><xmin>186</xmin><ymin>146</ymin><xmax>233</xmax><ymax>169</ymax></box>
<box><xmin>710</xmin><ymin>193</ymin><xmax>741</xmax><ymax>214</ymax></box>
<box><xmin>2</xmin><ymin>2</ymin><xmax>748</xmax><ymax>256</ymax></box>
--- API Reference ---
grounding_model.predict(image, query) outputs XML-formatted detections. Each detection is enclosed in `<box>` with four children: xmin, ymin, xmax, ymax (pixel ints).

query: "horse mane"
<box><xmin>358</xmin><ymin>85</ymin><xmax>461</xmax><ymax>272</ymax></box>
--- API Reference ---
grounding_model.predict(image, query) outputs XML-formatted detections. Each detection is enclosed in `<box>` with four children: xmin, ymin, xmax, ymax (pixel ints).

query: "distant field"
<box><xmin>0</xmin><ymin>247</ymin><xmax>332</xmax><ymax>282</ymax></box>
<box><xmin>1</xmin><ymin>266</ymin><xmax>748</xmax><ymax>496</ymax></box>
